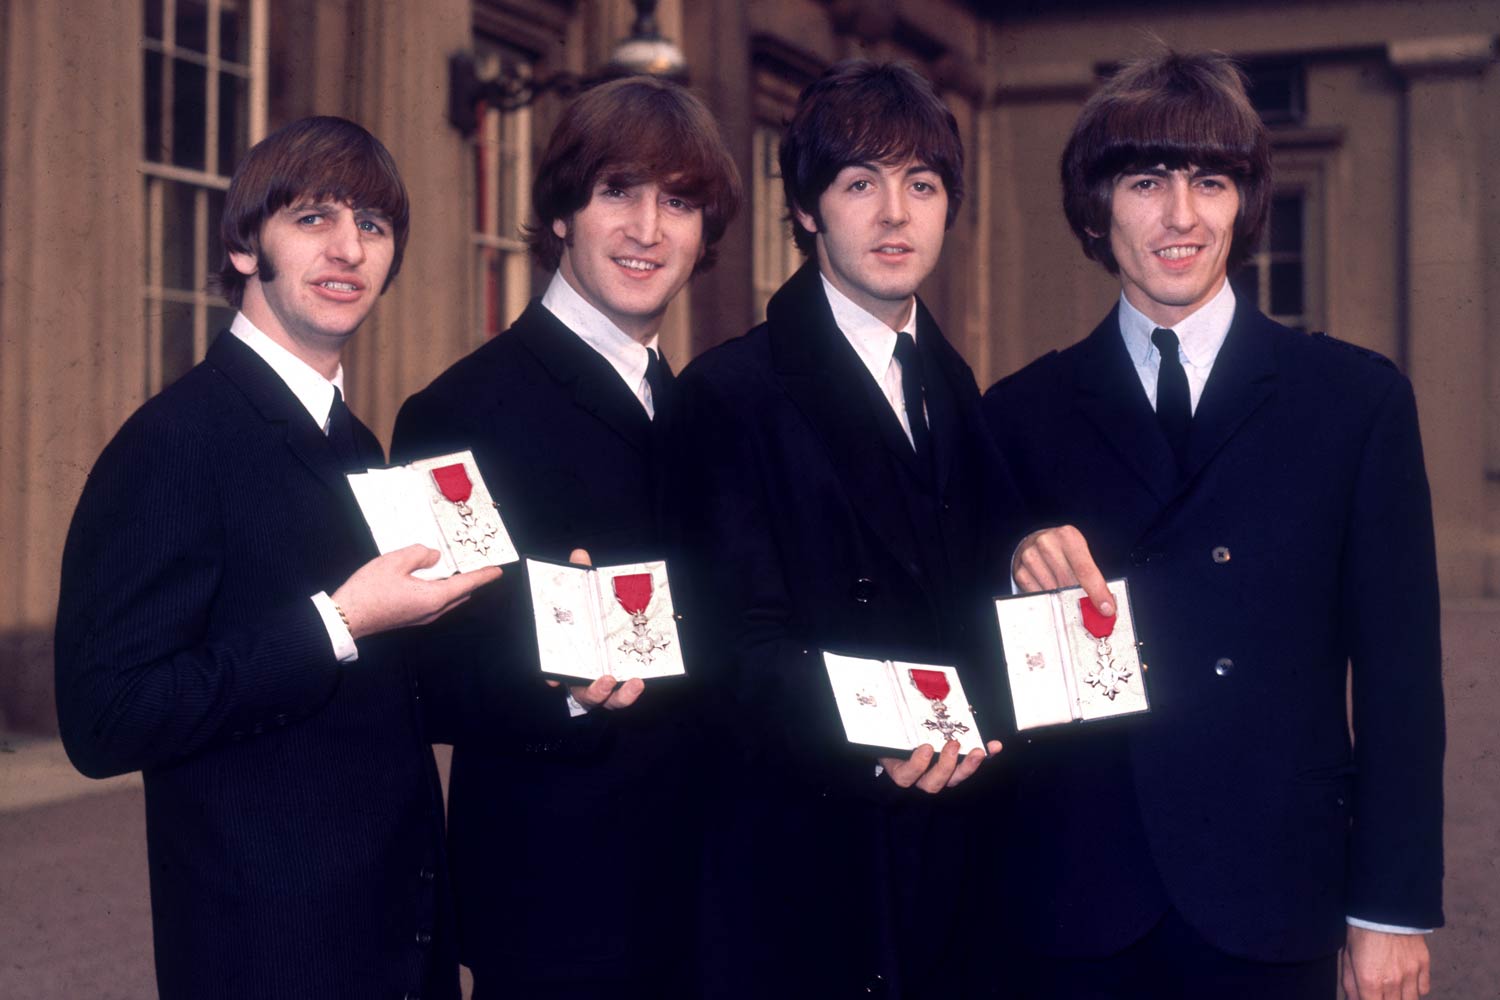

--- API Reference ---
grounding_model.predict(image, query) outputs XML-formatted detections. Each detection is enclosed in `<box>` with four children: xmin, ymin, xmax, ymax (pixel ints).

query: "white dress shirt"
<box><xmin>1114</xmin><ymin>285</ymin><xmax>1427</xmax><ymax>937</ymax></box>
<box><xmin>229</xmin><ymin>313</ymin><xmax>358</xmax><ymax>664</ymax></box>
<box><xmin>1116</xmin><ymin>279</ymin><xmax>1236</xmax><ymax>416</ymax></box>
<box><xmin>542</xmin><ymin>271</ymin><xmax>661</xmax><ymax>419</ymax></box>
<box><xmin>820</xmin><ymin>273</ymin><xmax>922</xmax><ymax>445</ymax></box>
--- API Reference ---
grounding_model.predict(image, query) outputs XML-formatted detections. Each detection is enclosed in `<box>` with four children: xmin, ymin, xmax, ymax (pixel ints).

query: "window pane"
<box><xmin>159</xmin><ymin>300</ymin><xmax>197</xmax><ymax>385</ymax></box>
<box><xmin>175</xmin><ymin>0</ymin><xmax>210</xmax><ymax>53</ymax></box>
<box><xmin>144</xmin><ymin>0</ymin><xmax>164</xmax><ymax>41</ymax></box>
<box><xmin>161</xmin><ymin>180</ymin><xmax>200</xmax><ymax>291</ymax></box>
<box><xmin>1270</xmin><ymin>261</ymin><xmax>1304</xmax><ymax>316</ymax></box>
<box><xmin>1270</xmin><ymin>196</ymin><xmax>1302</xmax><ymax>254</ymax></box>
<box><xmin>219</xmin><ymin>71</ymin><xmax>247</xmax><ymax>173</ymax></box>
<box><xmin>172</xmin><ymin>58</ymin><xmax>208</xmax><ymax>170</ymax></box>
<box><xmin>221</xmin><ymin>4</ymin><xmax>247</xmax><ymax>64</ymax></box>
<box><xmin>145</xmin><ymin>50</ymin><xmax>164</xmax><ymax>161</ymax></box>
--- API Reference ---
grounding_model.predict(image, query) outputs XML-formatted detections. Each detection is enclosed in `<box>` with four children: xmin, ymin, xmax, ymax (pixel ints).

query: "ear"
<box><xmin>228</xmin><ymin>247</ymin><xmax>259</xmax><ymax>277</ymax></box>
<box><xmin>792</xmin><ymin>205</ymin><xmax>818</xmax><ymax>236</ymax></box>
<box><xmin>551</xmin><ymin>217</ymin><xmax>568</xmax><ymax>241</ymax></box>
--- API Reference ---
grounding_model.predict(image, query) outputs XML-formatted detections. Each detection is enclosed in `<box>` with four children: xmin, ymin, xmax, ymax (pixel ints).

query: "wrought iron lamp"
<box><xmin>448</xmin><ymin>0</ymin><xmax>688</xmax><ymax>133</ymax></box>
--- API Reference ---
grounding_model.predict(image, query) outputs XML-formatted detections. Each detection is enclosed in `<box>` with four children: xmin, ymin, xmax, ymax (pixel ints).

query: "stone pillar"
<box><xmin>0</xmin><ymin>0</ymin><xmax>145</xmax><ymax>732</ymax></box>
<box><xmin>682</xmin><ymin>0</ymin><xmax>754</xmax><ymax>357</ymax></box>
<box><xmin>1389</xmin><ymin>35</ymin><xmax>1496</xmax><ymax>599</ymax></box>
<box><xmin>338</xmin><ymin>0</ymin><xmax>475</xmax><ymax>445</ymax></box>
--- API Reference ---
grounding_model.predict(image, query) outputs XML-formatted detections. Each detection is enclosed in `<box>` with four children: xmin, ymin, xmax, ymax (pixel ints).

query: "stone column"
<box><xmin>1389</xmin><ymin>35</ymin><xmax>1496</xmax><ymax>599</ymax></box>
<box><xmin>338</xmin><ymin>0</ymin><xmax>475</xmax><ymax>445</ymax></box>
<box><xmin>0</xmin><ymin>0</ymin><xmax>145</xmax><ymax>731</ymax></box>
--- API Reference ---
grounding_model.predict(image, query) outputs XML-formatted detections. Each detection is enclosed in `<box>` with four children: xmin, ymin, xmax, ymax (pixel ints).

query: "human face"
<box><xmin>554</xmin><ymin>178</ymin><xmax>705</xmax><ymax>343</ymax></box>
<box><xmin>1105</xmin><ymin>166</ymin><xmax>1239</xmax><ymax>328</ymax></box>
<box><xmin>797</xmin><ymin>159</ymin><xmax>948</xmax><ymax>331</ymax></box>
<box><xmin>230</xmin><ymin>199</ymin><xmax>394</xmax><ymax>372</ymax></box>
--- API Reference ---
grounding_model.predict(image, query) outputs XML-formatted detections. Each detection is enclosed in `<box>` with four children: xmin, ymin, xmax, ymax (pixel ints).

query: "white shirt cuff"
<box><xmin>1346</xmin><ymin>917</ymin><xmax>1432</xmax><ymax>935</ymax></box>
<box><xmin>311</xmin><ymin>592</ymin><xmax>358</xmax><ymax>664</ymax></box>
<box><xmin>565</xmin><ymin>692</ymin><xmax>590</xmax><ymax>718</ymax></box>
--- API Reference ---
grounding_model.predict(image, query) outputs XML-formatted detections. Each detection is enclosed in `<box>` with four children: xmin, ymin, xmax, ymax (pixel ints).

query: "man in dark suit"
<box><xmin>669</xmin><ymin>61</ymin><xmax>1103</xmax><ymax>999</ymax></box>
<box><xmin>982</xmin><ymin>51</ymin><xmax>1444</xmax><ymax>1000</ymax></box>
<box><xmin>54</xmin><ymin>116</ymin><xmax>500</xmax><ymax>999</ymax></box>
<box><xmin>391</xmin><ymin>77</ymin><xmax>741</xmax><ymax>1000</ymax></box>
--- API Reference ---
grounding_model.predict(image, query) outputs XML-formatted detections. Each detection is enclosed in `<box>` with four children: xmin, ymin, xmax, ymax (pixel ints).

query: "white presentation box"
<box><xmin>347</xmin><ymin>449</ymin><xmax>518</xmax><ymax>580</ymax></box>
<box><xmin>823</xmin><ymin>653</ymin><xmax>986</xmax><ymax>756</ymax></box>
<box><xmin>526</xmin><ymin>557</ymin><xmax>684</xmax><ymax>681</ymax></box>
<box><xmin>994</xmin><ymin>578</ymin><xmax>1148</xmax><ymax>731</ymax></box>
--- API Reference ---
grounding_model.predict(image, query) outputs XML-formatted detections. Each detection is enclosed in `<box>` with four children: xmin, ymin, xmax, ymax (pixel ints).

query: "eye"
<box><xmin>1197</xmin><ymin>176</ymin><xmax>1229</xmax><ymax>192</ymax></box>
<box><xmin>599</xmin><ymin>186</ymin><xmax>629</xmax><ymax>200</ymax></box>
<box><xmin>911</xmin><ymin>180</ymin><xmax>939</xmax><ymax>194</ymax></box>
<box><xmin>1128</xmin><ymin>177</ymin><xmax>1160</xmax><ymax>192</ymax></box>
<box><xmin>848</xmin><ymin>178</ymin><xmax>872</xmax><ymax>193</ymax></box>
<box><xmin>296</xmin><ymin>213</ymin><xmax>323</xmax><ymax>225</ymax></box>
<box><xmin>663</xmin><ymin>196</ymin><xmax>690</xmax><ymax>211</ymax></box>
<box><xmin>357</xmin><ymin>218</ymin><xmax>386</xmax><ymax>235</ymax></box>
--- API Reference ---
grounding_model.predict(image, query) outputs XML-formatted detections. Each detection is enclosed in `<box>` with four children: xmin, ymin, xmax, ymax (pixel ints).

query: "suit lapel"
<box><xmin>915</xmin><ymin>301</ymin><xmax>962</xmax><ymax>495</ymax></box>
<box><xmin>769</xmin><ymin>264</ymin><xmax>924</xmax><ymax>577</ymax></box>
<box><xmin>1181</xmin><ymin>302</ymin><xmax>1278</xmax><ymax>483</ymax></box>
<box><xmin>1073</xmin><ymin>309</ymin><xmax>1181</xmax><ymax>504</ymax></box>
<box><xmin>207</xmin><ymin>332</ymin><xmax>354</xmax><ymax>498</ymax></box>
<box><xmin>511</xmin><ymin>302</ymin><xmax>653</xmax><ymax>456</ymax></box>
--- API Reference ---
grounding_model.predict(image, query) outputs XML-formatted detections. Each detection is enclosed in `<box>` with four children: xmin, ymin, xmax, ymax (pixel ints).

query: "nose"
<box><xmin>625</xmin><ymin>197</ymin><xmax>662</xmax><ymax>246</ymax></box>
<box><xmin>880</xmin><ymin>185</ymin><xmax>910</xmax><ymax>227</ymax></box>
<box><xmin>1162</xmin><ymin>176</ymin><xmax>1198</xmax><ymax>232</ymax></box>
<box><xmin>326</xmin><ymin>213</ymin><xmax>367</xmax><ymax>264</ymax></box>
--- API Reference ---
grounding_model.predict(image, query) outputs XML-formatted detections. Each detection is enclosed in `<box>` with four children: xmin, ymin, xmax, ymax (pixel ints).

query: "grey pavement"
<box><xmin>3</xmin><ymin>605</ymin><xmax>1497</xmax><ymax>998</ymax></box>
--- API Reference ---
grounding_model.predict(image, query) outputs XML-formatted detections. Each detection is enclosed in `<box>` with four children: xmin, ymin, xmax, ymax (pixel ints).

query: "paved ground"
<box><xmin>3</xmin><ymin>606</ymin><xmax>1497</xmax><ymax>998</ymax></box>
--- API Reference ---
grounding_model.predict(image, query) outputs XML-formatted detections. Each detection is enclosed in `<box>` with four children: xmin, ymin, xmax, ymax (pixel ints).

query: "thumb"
<box><xmin>569</xmin><ymin>548</ymin><xmax>593</xmax><ymax>567</ymax></box>
<box><xmin>391</xmin><ymin>543</ymin><xmax>443</xmax><ymax>572</ymax></box>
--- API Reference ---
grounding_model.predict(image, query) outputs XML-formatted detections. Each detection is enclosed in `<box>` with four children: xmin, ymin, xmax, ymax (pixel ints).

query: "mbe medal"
<box><xmin>908</xmin><ymin>668</ymin><xmax>971</xmax><ymax>746</ymax></box>
<box><xmin>1079</xmin><ymin>596</ymin><xmax>1130</xmax><ymax>700</ymax></box>
<box><xmin>431</xmin><ymin>462</ymin><xmax>498</xmax><ymax>557</ymax></box>
<box><xmin>612</xmin><ymin>572</ymin><xmax>671</xmax><ymax>665</ymax></box>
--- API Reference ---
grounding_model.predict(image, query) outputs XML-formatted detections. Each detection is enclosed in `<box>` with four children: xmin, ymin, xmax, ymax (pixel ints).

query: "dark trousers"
<box><xmin>1014</xmin><ymin>906</ymin><xmax>1339</xmax><ymax>1000</ymax></box>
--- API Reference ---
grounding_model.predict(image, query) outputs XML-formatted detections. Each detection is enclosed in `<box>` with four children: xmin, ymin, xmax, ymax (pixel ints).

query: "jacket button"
<box><xmin>415</xmin><ymin>930</ymin><xmax>432</xmax><ymax>945</ymax></box>
<box><xmin>851</xmin><ymin>578</ymin><xmax>877</xmax><ymax>604</ymax></box>
<box><xmin>1214</xmin><ymin>657</ymin><xmax>1234</xmax><ymax>676</ymax></box>
<box><xmin>273</xmin><ymin>714</ymin><xmax>289</xmax><ymax>727</ymax></box>
<box><xmin>1211</xmin><ymin>546</ymin><xmax>1231</xmax><ymax>564</ymax></box>
<box><xmin>418</xmin><ymin>867</ymin><xmax>435</xmax><ymax>881</ymax></box>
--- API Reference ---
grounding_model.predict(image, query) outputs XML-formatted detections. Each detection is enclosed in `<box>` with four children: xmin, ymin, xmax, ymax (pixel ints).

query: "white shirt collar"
<box><xmin>541</xmin><ymin>271</ymin><xmax>658</xmax><ymax>398</ymax></box>
<box><xmin>819</xmin><ymin>272</ymin><xmax>918</xmax><ymax>384</ymax></box>
<box><xmin>1118</xmin><ymin>279</ymin><xmax>1236</xmax><ymax>370</ymax></box>
<box><xmin>229</xmin><ymin>312</ymin><xmax>345</xmax><ymax>431</ymax></box>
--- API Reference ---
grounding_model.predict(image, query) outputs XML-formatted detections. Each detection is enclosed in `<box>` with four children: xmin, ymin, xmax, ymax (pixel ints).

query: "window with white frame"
<box><xmin>470</xmin><ymin>38</ymin><xmax>534</xmax><ymax>341</ymax></box>
<box><xmin>142</xmin><ymin>0</ymin><xmax>266</xmax><ymax>392</ymax></box>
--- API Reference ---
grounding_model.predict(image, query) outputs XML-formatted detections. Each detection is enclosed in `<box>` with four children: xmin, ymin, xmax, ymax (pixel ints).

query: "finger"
<box><xmin>985</xmin><ymin>739</ymin><xmax>1004</xmax><ymax>755</ymax></box>
<box><xmin>883</xmin><ymin>745</ymin><xmax>934</xmax><ymax>788</ymax></box>
<box><xmin>569</xmin><ymin>548</ymin><xmax>592</xmax><ymax>567</ymax></box>
<box><xmin>946</xmin><ymin>747</ymin><xmax>987</xmax><ymax>787</ymax></box>
<box><xmin>915</xmin><ymin>741</ymin><xmax>961</xmax><ymax>794</ymax></box>
<box><xmin>1342</xmin><ymin>950</ymin><xmax>1359</xmax><ymax>1000</ymax></box>
<box><xmin>544</xmin><ymin>679</ymin><xmax>562</xmax><ymax>688</ymax></box>
<box><xmin>1061</xmin><ymin>532</ymin><xmax>1114</xmax><ymax>616</ymax></box>
<box><xmin>1013</xmin><ymin>565</ymin><xmax>1042</xmax><ymax>595</ymax></box>
<box><xmin>1017</xmin><ymin>544</ymin><xmax>1060</xmax><ymax>592</ymax></box>
<box><xmin>604</xmin><ymin>677</ymin><xmax>645</xmax><ymax>710</ymax></box>
<box><xmin>391</xmin><ymin>543</ymin><xmax>443</xmax><ymax>571</ymax></box>
<box><xmin>1418</xmin><ymin>959</ymin><xmax>1431</xmax><ymax>997</ymax></box>
<box><xmin>572</xmin><ymin>675</ymin><xmax>617</xmax><ymax>708</ymax></box>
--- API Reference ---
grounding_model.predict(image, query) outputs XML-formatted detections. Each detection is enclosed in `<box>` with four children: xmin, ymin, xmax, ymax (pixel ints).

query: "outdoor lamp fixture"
<box><xmin>448</xmin><ymin>0</ymin><xmax>689</xmax><ymax>133</ymax></box>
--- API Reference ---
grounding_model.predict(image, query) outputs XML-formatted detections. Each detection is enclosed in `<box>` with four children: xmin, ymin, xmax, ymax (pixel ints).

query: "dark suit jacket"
<box><xmin>55</xmin><ymin>332</ymin><xmax>458</xmax><ymax>1000</ymax></box>
<box><xmin>669</xmin><ymin>263</ymin><xmax>1022</xmax><ymax>999</ymax></box>
<box><xmin>982</xmin><ymin>302</ymin><xmax>1445</xmax><ymax>963</ymax></box>
<box><xmin>392</xmin><ymin>301</ymin><xmax>700</xmax><ymax>992</ymax></box>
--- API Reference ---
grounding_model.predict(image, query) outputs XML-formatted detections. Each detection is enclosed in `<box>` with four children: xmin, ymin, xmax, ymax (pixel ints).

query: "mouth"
<box><xmin>613</xmin><ymin>257</ymin><xmax>662</xmax><ymax>272</ymax></box>
<box><xmin>1153</xmin><ymin>245</ymin><xmax>1202</xmax><ymax>262</ymax></box>
<box><xmin>873</xmin><ymin>243</ymin><xmax>914</xmax><ymax>256</ymax></box>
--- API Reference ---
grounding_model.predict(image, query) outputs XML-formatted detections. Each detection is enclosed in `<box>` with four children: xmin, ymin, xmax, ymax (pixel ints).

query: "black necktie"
<box><xmin>644</xmin><ymin>347</ymin><xmax>670</xmax><ymax>420</ymax></box>
<box><xmin>892</xmin><ymin>331</ymin><xmax>932</xmax><ymax>468</ymax></box>
<box><xmin>1151</xmin><ymin>327</ymin><xmax>1191</xmax><ymax>470</ymax></box>
<box><xmin>327</xmin><ymin>387</ymin><xmax>364</xmax><ymax>472</ymax></box>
